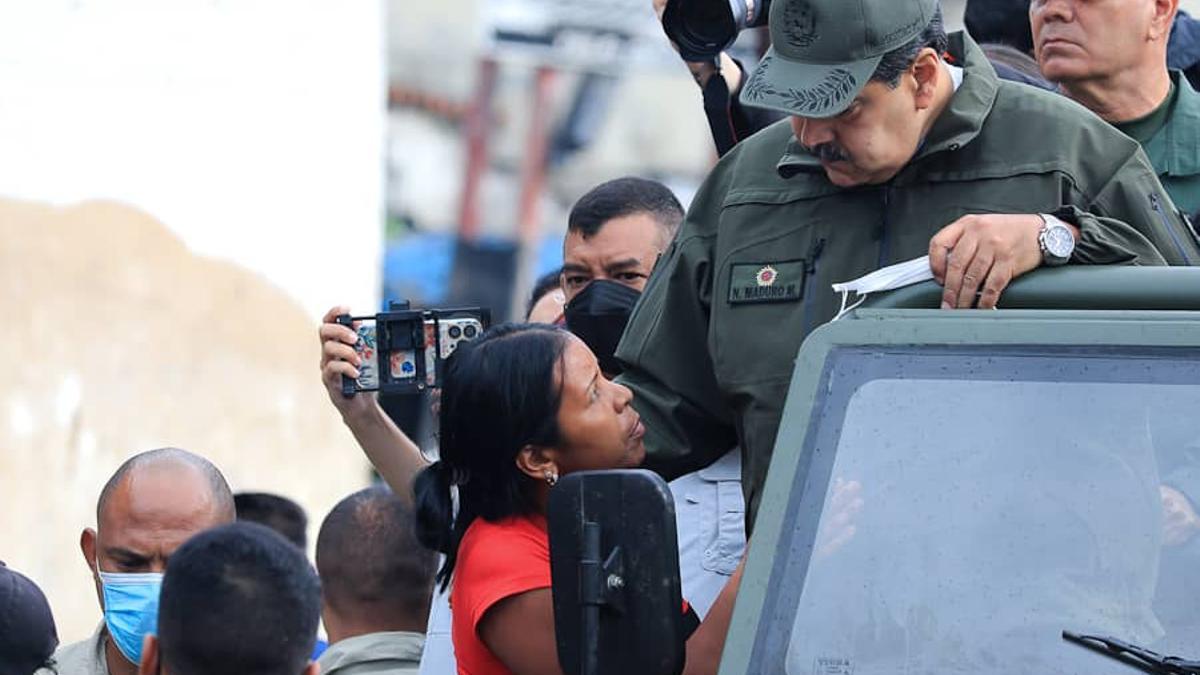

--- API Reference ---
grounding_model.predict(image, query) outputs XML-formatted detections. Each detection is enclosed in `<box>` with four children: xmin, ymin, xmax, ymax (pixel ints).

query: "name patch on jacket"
<box><xmin>728</xmin><ymin>260</ymin><xmax>806</xmax><ymax>304</ymax></box>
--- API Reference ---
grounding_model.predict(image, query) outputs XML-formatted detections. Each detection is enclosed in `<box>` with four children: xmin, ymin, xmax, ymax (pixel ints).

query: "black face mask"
<box><xmin>564</xmin><ymin>280</ymin><xmax>641</xmax><ymax>376</ymax></box>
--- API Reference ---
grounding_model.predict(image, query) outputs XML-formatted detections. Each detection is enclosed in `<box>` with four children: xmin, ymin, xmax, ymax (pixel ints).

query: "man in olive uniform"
<box><xmin>616</xmin><ymin>0</ymin><xmax>1200</xmax><ymax>526</ymax></box>
<box><xmin>1031</xmin><ymin>0</ymin><xmax>1200</xmax><ymax>217</ymax></box>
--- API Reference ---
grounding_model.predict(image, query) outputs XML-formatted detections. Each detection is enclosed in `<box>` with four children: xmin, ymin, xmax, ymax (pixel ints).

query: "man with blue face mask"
<box><xmin>37</xmin><ymin>448</ymin><xmax>235</xmax><ymax>675</ymax></box>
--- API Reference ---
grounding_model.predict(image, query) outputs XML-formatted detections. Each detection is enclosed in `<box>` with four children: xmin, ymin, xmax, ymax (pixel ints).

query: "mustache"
<box><xmin>811</xmin><ymin>142</ymin><xmax>851</xmax><ymax>163</ymax></box>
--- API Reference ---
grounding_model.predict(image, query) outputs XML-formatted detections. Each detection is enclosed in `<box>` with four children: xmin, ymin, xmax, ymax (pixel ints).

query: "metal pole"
<box><xmin>457</xmin><ymin>57</ymin><xmax>499</xmax><ymax>242</ymax></box>
<box><xmin>509</xmin><ymin>65</ymin><xmax>557</xmax><ymax>320</ymax></box>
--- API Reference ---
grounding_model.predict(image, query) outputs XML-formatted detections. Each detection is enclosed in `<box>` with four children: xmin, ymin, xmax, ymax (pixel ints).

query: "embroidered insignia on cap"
<box><xmin>743</xmin><ymin>60</ymin><xmax>857</xmax><ymax>114</ymax></box>
<box><xmin>756</xmin><ymin>266</ymin><xmax>778</xmax><ymax>287</ymax></box>
<box><xmin>744</xmin><ymin>56</ymin><xmax>776</xmax><ymax>101</ymax></box>
<box><xmin>782</xmin><ymin>69</ymin><xmax>857</xmax><ymax>114</ymax></box>
<box><xmin>781</xmin><ymin>0</ymin><xmax>817</xmax><ymax>48</ymax></box>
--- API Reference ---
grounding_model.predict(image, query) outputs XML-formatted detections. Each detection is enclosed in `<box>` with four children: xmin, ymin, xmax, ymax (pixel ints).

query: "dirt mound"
<box><xmin>0</xmin><ymin>198</ymin><xmax>368</xmax><ymax>640</ymax></box>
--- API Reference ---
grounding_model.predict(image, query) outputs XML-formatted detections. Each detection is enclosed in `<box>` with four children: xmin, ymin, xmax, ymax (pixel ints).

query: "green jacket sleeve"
<box><xmin>1069</xmin><ymin>149</ymin><xmax>1200</xmax><ymax>266</ymax></box>
<box><xmin>615</xmin><ymin>229</ymin><xmax>738</xmax><ymax>481</ymax></box>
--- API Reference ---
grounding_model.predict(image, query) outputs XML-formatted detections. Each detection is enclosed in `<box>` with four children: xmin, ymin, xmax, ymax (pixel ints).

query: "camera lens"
<box><xmin>449</xmin><ymin>325</ymin><xmax>463</xmax><ymax>339</ymax></box>
<box><xmin>464</xmin><ymin>325</ymin><xmax>478</xmax><ymax>338</ymax></box>
<box><xmin>662</xmin><ymin>0</ymin><xmax>770</xmax><ymax>61</ymax></box>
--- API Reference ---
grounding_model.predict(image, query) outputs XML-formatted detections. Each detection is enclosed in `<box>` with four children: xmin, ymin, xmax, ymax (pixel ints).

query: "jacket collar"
<box><xmin>913</xmin><ymin>32</ymin><xmax>998</xmax><ymax>161</ymax></box>
<box><xmin>777</xmin><ymin>31</ymin><xmax>998</xmax><ymax>178</ymax></box>
<box><xmin>317</xmin><ymin>631</ymin><xmax>425</xmax><ymax>673</ymax></box>
<box><xmin>1160</xmin><ymin>70</ymin><xmax>1200</xmax><ymax>177</ymax></box>
<box><xmin>776</xmin><ymin>138</ymin><xmax>821</xmax><ymax>177</ymax></box>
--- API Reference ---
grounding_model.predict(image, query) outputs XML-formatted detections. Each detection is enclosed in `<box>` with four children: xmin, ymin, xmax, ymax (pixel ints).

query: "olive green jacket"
<box><xmin>616</xmin><ymin>32</ymin><xmax>1200</xmax><ymax>526</ymax></box>
<box><xmin>316</xmin><ymin>631</ymin><xmax>423</xmax><ymax>675</ymax></box>
<box><xmin>1141</xmin><ymin>71</ymin><xmax>1200</xmax><ymax>217</ymax></box>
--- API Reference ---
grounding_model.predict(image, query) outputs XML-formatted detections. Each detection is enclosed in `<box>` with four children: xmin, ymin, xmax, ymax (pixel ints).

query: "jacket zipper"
<box><xmin>1150</xmin><ymin>191</ymin><xmax>1194</xmax><ymax>264</ymax></box>
<box><xmin>878</xmin><ymin>184</ymin><xmax>893</xmax><ymax>268</ymax></box>
<box><xmin>802</xmin><ymin>237</ymin><xmax>827</xmax><ymax>337</ymax></box>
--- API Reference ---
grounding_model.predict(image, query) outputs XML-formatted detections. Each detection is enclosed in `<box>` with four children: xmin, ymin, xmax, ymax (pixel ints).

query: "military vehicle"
<box><xmin>551</xmin><ymin>266</ymin><xmax>1200</xmax><ymax>675</ymax></box>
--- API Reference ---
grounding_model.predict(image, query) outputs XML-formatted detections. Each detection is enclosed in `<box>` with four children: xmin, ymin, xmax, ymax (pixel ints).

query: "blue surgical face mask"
<box><xmin>97</xmin><ymin>566</ymin><xmax>163</xmax><ymax>664</ymax></box>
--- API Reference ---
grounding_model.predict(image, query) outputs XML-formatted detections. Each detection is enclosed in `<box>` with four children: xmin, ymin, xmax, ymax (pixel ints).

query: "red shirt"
<box><xmin>451</xmin><ymin>513</ymin><xmax>551</xmax><ymax>675</ymax></box>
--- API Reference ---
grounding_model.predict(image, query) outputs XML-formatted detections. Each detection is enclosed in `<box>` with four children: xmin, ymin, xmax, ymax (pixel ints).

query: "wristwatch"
<box><xmin>1038</xmin><ymin>213</ymin><xmax>1075</xmax><ymax>266</ymax></box>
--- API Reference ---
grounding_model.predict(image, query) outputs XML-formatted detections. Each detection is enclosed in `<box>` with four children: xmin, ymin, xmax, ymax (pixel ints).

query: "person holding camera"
<box><xmin>617</xmin><ymin>0</ymin><xmax>1200</xmax><ymax>530</ymax></box>
<box><xmin>653</xmin><ymin>0</ymin><xmax>784</xmax><ymax>156</ymax></box>
<box><xmin>320</xmin><ymin>177</ymin><xmax>747</xmax><ymax>673</ymax></box>
<box><xmin>413</xmin><ymin>323</ymin><xmax>740</xmax><ymax>675</ymax></box>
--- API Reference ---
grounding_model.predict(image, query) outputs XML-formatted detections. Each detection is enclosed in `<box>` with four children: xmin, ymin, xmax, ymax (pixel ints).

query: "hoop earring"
<box><xmin>544</xmin><ymin>469</ymin><xmax>559</xmax><ymax>486</ymax></box>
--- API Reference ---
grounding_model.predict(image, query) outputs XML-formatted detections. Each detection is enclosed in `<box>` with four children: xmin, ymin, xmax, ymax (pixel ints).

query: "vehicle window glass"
<box><xmin>753</xmin><ymin>348</ymin><xmax>1200</xmax><ymax>675</ymax></box>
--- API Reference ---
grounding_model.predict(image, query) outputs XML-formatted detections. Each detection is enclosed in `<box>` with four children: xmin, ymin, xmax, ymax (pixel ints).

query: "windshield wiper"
<box><xmin>1063</xmin><ymin>631</ymin><xmax>1200</xmax><ymax>674</ymax></box>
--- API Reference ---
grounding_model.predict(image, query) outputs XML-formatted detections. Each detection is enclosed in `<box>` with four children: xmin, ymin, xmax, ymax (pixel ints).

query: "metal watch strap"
<box><xmin>1038</xmin><ymin>213</ymin><xmax>1074</xmax><ymax>266</ymax></box>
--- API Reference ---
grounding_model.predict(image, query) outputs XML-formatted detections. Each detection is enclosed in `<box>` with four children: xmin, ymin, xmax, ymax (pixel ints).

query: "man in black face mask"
<box><xmin>560</xmin><ymin>177</ymin><xmax>747</xmax><ymax>619</ymax></box>
<box><xmin>560</xmin><ymin>177</ymin><xmax>682</xmax><ymax>376</ymax></box>
<box><xmin>318</xmin><ymin>178</ymin><xmax>744</xmax><ymax>665</ymax></box>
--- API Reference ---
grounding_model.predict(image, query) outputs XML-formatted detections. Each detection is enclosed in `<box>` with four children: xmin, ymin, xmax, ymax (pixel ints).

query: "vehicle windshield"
<box><xmin>756</xmin><ymin>347</ymin><xmax>1200</xmax><ymax>675</ymax></box>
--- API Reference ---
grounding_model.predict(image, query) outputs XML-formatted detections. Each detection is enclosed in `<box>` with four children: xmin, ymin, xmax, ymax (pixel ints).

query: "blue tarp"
<box><xmin>382</xmin><ymin>232</ymin><xmax>563</xmax><ymax>308</ymax></box>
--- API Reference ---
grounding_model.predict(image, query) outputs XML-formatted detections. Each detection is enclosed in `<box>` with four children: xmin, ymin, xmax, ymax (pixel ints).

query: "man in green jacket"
<box><xmin>1032</xmin><ymin>0</ymin><xmax>1200</xmax><ymax>217</ymax></box>
<box><xmin>616</xmin><ymin>0</ymin><xmax>1200</xmax><ymax>526</ymax></box>
<box><xmin>316</xmin><ymin>487</ymin><xmax>433</xmax><ymax>675</ymax></box>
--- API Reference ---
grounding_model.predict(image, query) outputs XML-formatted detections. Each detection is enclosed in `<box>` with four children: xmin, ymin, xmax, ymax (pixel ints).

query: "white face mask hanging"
<box><xmin>830</xmin><ymin>255</ymin><xmax>935</xmax><ymax>320</ymax></box>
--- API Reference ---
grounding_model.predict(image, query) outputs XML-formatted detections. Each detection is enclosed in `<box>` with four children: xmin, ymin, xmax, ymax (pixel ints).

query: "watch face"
<box><xmin>1045</xmin><ymin>225</ymin><xmax>1074</xmax><ymax>258</ymax></box>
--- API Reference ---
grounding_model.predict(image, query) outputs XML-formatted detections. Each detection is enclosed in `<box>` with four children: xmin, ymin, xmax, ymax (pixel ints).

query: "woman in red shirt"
<box><xmin>414</xmin><ymin>323</ymin><xmax>740</xmax><ymax>675</ymax></box>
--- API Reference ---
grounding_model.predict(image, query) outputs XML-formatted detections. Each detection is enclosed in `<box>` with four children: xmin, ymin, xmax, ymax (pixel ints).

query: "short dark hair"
<box><xmin>567</xmin><ymin>177</ymin><xmax>684</xmax><ymax>241</ymax></box>
<box><xmin>98</xmin><ymin>448</ymin><xmax>234</xmax><ymax>523</ymax></box>
<box><xmin>414</xmin><ymin>323</ymin><xmax>570</xmax><ymax>590</ymax></box>
<box><xmin>235</xmin><ymin>492</ymin><xmax>309</xmax><ymax>550</ymax></box>
<box><xmin>526</xmin><ymin>268</ymin><xmax>563</xmax><ymax>320</ymax></box>
<box><xmin>0</xmin><ymin>562</ymin><xmax>58</xmax><ymax>675</ymax></box>
<box><xmin>871</xmin><ymin>7</ymin><xmax>949</xmax><ymax>88</ymax></box>
<box><xmin>965</xmin><ymin>0</ymin><xmax>1035</xmax><ymax>55</ymax></box>
<box><xmin>316</xmin><ymin>487</ymin><xmax>437</xmax><ymax>627</ymax></box>
<box><xmin>157</xmin><ymin>522</ymin><xmax>321</xmax><ymax>675</ymax></box>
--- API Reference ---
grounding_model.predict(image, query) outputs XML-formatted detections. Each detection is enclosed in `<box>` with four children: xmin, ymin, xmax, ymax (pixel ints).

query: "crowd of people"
<box><xmin>5</xmin><ymin>0</ymin><xmax>1200</xmax><ymax>673</ymax></box>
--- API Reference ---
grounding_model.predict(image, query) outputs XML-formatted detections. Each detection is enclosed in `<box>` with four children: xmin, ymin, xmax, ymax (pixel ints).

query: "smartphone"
<box><xmin>350</xmin><ymin>321</ymin><xmax>421</xmax><ymax>392</ymax></box>
<box><xmin>338</xmin><ymin>308</ymin><xmax>488</xmax><ymax>396</ymax></box>
<box><xmin>352</xmin><ymin>324</ymin><xmax>380</xmax><ymax>390</ymax></box>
